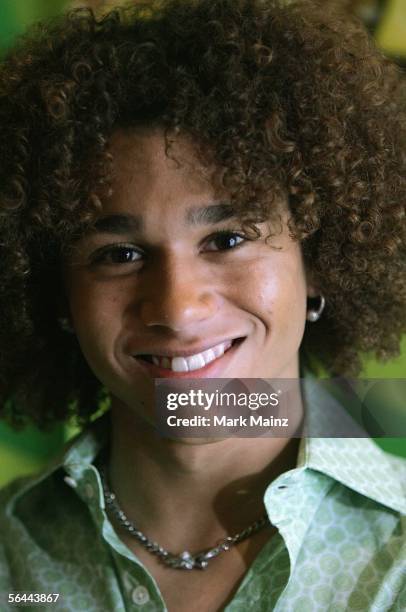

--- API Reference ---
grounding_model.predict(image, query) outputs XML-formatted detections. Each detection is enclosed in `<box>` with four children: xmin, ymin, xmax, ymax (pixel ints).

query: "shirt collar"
<box><xmin>4</xmin><ymin>378</ymin><xmax>405</xmax><ymax>515</ymax></box>
<box><xmin>61</xmin><ymin>383</ymin><xmax>406</xmax><ymax>515</ymax></box>
<box><xmin>297</xmin><ymin>375</ymin><xmax>406</xmax><ymax>514</ymax></box>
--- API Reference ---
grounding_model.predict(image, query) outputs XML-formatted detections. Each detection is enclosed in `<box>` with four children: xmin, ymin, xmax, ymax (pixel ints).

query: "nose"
<box><xmin>137</xmin><ymin>258</ymin><xmax>219</xmax><ymax>331</ymax></box>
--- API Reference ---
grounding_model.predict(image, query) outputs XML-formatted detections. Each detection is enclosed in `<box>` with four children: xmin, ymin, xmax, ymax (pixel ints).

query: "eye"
<box><xmin>203</xmin><ymin>231</ymin><xmax>247</xmax><ymax>252</ymax></box>
<box><xmin>90</xmin><ymin>244</ymin><xmax>143</xmax><ymax>266</ymax></box>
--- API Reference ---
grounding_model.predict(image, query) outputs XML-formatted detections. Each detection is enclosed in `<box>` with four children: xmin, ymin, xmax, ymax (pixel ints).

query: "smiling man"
<box><xmin>62</xmin><ymin>129</ymin><xmax>305</xmax><ymax>606</ymax></box>
<box><xmin>0</xmin><ymin>1</ymin><xmax>405</xmax><ymax>611</ymax></box>
<box><xmin>66</xmin><ymin>130</ymin><xmax>308</xmax><ymax>408</ymax></box>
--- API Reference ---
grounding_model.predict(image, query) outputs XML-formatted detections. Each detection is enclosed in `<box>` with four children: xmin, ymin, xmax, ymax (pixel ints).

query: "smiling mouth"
<box><xmin>135</xmin><ymin>338</ymin><xmax>244</xmax><ymax>373</ymax></box>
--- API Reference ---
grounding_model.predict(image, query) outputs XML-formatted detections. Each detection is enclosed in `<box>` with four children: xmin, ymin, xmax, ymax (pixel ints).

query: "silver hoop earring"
<box><xmin>58</xmin><ymin>317</ymin><xmax>75</xmax><ymax>334</ymax></box>
<box><xmin>306</xmin><ymin>295</ymin><xmax>326</xmax><ymax>323</ymax></box>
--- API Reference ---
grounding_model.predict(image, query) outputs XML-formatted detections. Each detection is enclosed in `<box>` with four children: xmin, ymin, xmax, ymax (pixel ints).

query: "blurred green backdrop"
<box><xmin>0</xmin><ymin>0</ymin><xmax>405</xmax><ymax>487</ymax></box>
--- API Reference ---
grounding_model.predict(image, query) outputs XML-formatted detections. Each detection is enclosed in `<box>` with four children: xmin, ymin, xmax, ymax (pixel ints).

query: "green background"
<box><xmin>0</xmin><ymin>0</ymin><xmax>405</xmax><ymax>487</ymax></box>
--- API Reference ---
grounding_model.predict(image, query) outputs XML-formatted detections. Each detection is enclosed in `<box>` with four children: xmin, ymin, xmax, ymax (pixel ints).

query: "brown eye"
<box><xmin>203</xmin><ymin>232</ymin><xmax>246</xmax><ymax>252</ymax></box>
<box><xmin>108</xmin><ymin>247</ymin><xmax>140</xmax><ymax>263</ymax></box>
<box><xmin>91</xmin><ymin>245</ymin><xmax>143</xmax><ymax>265</ymax></box>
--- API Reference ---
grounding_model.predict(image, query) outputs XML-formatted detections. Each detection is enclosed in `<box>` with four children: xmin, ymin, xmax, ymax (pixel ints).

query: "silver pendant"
<box><xmin>165</xmin><ymin>551</ymin><xmax>209</xmax><ymax>570</ymax></box>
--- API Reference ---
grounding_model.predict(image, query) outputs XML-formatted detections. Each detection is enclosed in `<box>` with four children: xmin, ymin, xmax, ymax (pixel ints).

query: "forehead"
<box><xmin>108</xmin><ymin>128</ymin><xmax>217</xmax><ymax>197</ymax></box>
<box><xmin>94</xmin><ymin>127</ymin><xmax>288</xmax><ymax>233</ymax></box>
<box><xmin>94</xmin><ymin>127</ymin><xmax>239</xmax><ymax>234</ymax></box>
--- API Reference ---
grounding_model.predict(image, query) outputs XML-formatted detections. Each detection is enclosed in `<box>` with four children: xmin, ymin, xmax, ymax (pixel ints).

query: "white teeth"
<box><xmin>172</xmin><ymin>357</ymin><xmax>190</xmax><ymax>373</ymax></box>
<box><xmin>185</xmin><ymin>353</ymin><xmax>206</xmax><ymax>372</ymax></box>
<box><xmin>213</xmin><ymin>343</ymin><xmax>226</xmax><ymax>358</ymax></box>
<box><xmin>146</xmin><ymin>340</ymin><xmax>234</xmax><ymax>372</ymax></box>
<box><xmin>202</xmin><ymin>348</ymin><xmax>216</xmax><ymax>363</ymax></box>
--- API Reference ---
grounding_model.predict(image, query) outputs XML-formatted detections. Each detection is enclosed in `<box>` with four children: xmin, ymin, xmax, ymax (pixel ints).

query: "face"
<box><xmin>64</xmin><ymin>129</ymin><xmax>309</xmax><ymax>422</ymax></box>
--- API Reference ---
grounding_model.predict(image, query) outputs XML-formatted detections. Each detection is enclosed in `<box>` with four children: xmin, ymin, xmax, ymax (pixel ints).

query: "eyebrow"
<box><xmin>186</xmin><ymin>203</ymin><xmax>237</xmax><ymax>225</ymax></box>
<box><xmin>91</xmin><ymin>203</ymin><xmax>237</xmax><ymax>234</ymax></box>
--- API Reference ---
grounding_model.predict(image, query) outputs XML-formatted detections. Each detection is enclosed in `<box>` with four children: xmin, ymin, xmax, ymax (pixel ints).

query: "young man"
<box><xmin>0</xmin><ymin>1</ymin><xmax>405</xmax><ymax>610</ymax></box>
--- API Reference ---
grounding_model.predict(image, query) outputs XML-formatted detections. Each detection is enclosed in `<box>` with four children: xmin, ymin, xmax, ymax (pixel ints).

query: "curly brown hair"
<box><xmin>0</xmin><ymin>0</ymin><xmax>405</xmax><ymax>430</ymax></box>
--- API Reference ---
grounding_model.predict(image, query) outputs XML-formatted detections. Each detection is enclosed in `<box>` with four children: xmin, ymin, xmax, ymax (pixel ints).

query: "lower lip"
<box><xmin>133</xmin><ymin>338</ymin><xmax>245</xmax><ymax>379</ymax></box>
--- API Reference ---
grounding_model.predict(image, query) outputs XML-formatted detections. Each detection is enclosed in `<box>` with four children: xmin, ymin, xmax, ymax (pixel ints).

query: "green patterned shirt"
<box><xmin>1</xmin><ymin>385</ymin><xmax>405</xmax><ymax>611</ymax></box>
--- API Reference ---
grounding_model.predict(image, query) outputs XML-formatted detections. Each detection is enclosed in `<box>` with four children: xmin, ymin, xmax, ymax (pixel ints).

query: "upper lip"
<box><xmin>132</xmin><ymin>337</ymin><xmax>243</xmax><ymax>359</ymax></box>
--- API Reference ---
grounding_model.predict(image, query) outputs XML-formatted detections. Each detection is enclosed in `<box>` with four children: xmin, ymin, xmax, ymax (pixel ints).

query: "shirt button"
<box><xmin>132</xmin><ymin>586</ymin><xmax>150</xmax><ymax>605</ymax></box>
<box><xmin>64</xmin><ymin>476</ymin><xmax>77</xmax><ymax>488</ymax></box>
<box><xmin>84</xmin><ymin>483</ymin><xmax>94</xmax><ymax>499</ymax></box>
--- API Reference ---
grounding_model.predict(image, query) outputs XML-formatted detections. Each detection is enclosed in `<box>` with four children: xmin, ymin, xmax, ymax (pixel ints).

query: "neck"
<box><xmin>105</xmin><ymin>395</ymin><xmax>302</xmax><ymax>552</ymax></box>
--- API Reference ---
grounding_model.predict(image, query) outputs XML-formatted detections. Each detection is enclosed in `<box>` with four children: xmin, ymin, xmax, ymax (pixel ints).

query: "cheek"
<box><xmin>67</xmin><ymin>276</ymin><xmax>126</xmax><ymax>363</ymax></box>
<box><xmin>223</xmin><ymin>252</ymin><xmax>307</xmax><ymax>327</ymax></box>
